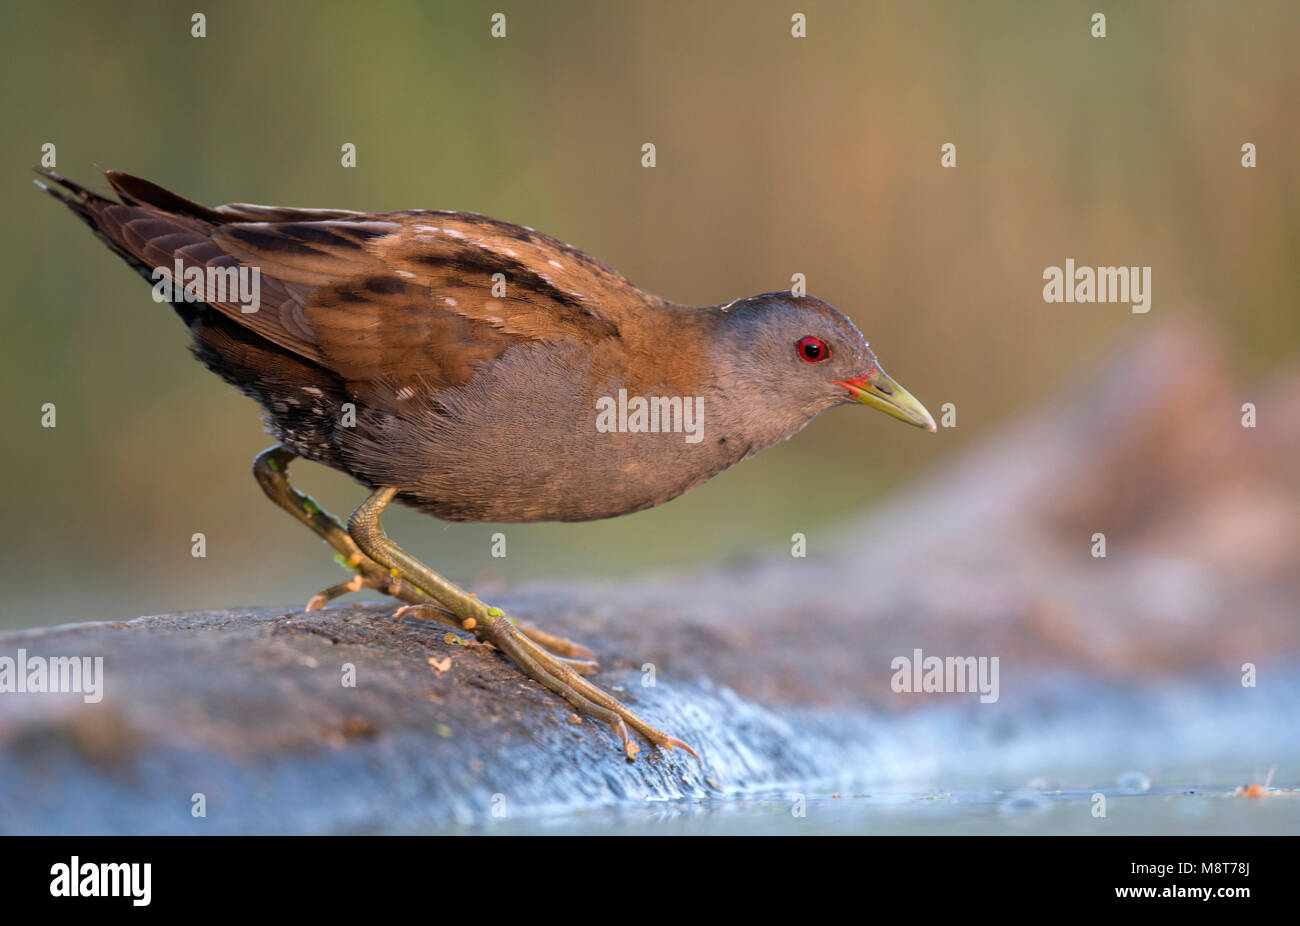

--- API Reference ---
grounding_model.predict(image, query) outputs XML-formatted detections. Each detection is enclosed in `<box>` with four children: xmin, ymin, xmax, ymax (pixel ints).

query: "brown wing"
<box><xmin>44</xmin><ymin>169</ymin><xmax>667</xmax><ymax>393</ymax></box>
<box><xmin>214</xmin><ymin>213</ymin><xmax>646</xmax><ymax>392</ymax></box>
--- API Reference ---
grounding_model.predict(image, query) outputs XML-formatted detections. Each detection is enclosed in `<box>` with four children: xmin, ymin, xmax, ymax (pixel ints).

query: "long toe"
<box><xmin>484</xmin><ymin>615</ymin><xmax>699</xmax><ymax>763</ymax></box>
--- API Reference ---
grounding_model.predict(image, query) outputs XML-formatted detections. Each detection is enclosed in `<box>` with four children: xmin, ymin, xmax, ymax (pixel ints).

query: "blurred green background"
<box><xmin>2</xmin><ymin>0</ymin><xmax>1296</xmax><ymax>629</ymax></box>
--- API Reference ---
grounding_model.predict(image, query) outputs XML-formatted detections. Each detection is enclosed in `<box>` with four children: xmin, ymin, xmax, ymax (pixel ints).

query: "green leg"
<box><xmin>348</xmin><ymin>487</ymin><xmax>699</xmax><ymax>762</ymax></box>
<box><xmin>253</xmin><ymin>446</ymin><xmax>428</xmax><ymax>612</ymax></box>
<box><xmin>253</xmin><ymin>447</ymin><xmax>603</xmax><ymax>668</ymax></box>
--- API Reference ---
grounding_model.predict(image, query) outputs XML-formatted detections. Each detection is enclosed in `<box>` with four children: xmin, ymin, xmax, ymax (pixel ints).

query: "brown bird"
<box><xmin>37</xmin><ymin>168</ymin><xmax>935</xmax><ymax>761</ymax></box>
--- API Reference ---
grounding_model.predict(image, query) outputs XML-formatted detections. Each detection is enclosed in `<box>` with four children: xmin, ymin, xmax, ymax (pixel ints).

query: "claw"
<box><xmin>660</xmin><ymin>736</ymin><xmax>700</xmax><ymax>761</ymax></box>
<box><xmin>394</xmin><ymin>603</ymin><xmax>437</xmax><ymax>621</ymax></box>
<box><xmin>516</xmin><ymin>620</ymin><xmax>600</xmax><ymax>664</ymax></box>
<box><xmin>304</xmin><ymin>573</ymin><xmax>366</xmax><ymax>612</ymax></box>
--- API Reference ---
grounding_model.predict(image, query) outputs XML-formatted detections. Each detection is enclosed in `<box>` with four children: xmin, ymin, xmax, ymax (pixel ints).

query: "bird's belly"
<box><xmin>394</xmin><ymin>430</ymin><xmax>736</xmax><ymax>523</ymax></box>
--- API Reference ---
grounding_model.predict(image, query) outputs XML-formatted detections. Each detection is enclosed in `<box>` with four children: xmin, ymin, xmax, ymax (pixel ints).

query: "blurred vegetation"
<box><xmin>1</xmin><ymin>0</ymin><xmax>1296</xmax><ymax>627</ymax></box>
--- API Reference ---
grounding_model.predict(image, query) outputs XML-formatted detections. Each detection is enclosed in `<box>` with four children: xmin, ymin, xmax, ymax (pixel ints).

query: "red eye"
<box><xmin>797</xmin><ymin>336</ymin><xmax>829</xmax><ymax>363</ymax></box>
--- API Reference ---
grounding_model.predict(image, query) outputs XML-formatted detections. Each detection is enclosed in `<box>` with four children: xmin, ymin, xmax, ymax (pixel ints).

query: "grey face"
<box><xmin>708</xmin><ymin>291</ymin><xmax>936</xmax><ymax>439</ymax></box>
<box><xmin>711</xmin><ymin>292</ymin><xmax>879</xmax><ymax>414</ymax></box>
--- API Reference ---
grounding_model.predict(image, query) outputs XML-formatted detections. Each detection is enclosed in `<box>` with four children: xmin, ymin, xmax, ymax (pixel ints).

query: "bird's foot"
<box><xmin>393</xmin><ymin>604</ymin><xmax>600</xmax><ymax>675</ymax></box>
<box><xmin>346</xmin><ymin>486</ymin><xmax>700</xmax><ymax>763</ymax></box>
<box><xmin>254</xmin><ymin>455</ymin><xmax>700</xmax><ymax>763</ymax></box>
<box><xmin>514</xmin><ymin>619</ymin><xmax>599</xmax><ymax>664</ymax></box>
<box><xmin>475</xmin><ymin>608</ymin><xmax>699</xmax><ymax>762</ymax></box>
<box><xmin>304</xmin><ymin>563</ymin><xmax>406</xmax><ymax>611</ymax></box>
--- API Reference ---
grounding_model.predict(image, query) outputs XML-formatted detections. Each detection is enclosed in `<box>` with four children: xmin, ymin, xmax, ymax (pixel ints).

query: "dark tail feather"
<box><xmin>33</xmin><ymin>167</ymin><xmax>202</xmax><ymax>316</ymax></box>
<box><xmin>34</xmin><ymin>166</ymin><xmax>226</xmax><ymax>224</ymax></box>
<box><xmin>33</xmin><ymin>166</ymin><xmax>101</xmax><ymax>199</ymax></box>
<box><xmin>32</xmin><ymin>166</ymin><xmax>109</xmax><ymax>226</ymax></box>
<box><xmin>39</xmin><ymin>166</ymin><xmax>364</xmax><ymax>226</ymax></box>
<box><xmin>104</xmin><ymin>170</ymin><xmax>226</xmax><ymax>222</ymax></box>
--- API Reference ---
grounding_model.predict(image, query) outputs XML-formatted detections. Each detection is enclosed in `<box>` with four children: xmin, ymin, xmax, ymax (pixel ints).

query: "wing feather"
<box><xmin>72</xmin><ymin>172</ymin><xmax>670</xmax><ymax>395</ymax></box>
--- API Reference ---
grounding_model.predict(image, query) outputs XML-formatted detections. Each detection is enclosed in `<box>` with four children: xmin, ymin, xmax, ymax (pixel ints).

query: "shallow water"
<box><xmin>435</xmin><ymin>783</ymin><xmax>1300</xmax><ymax>835</ymax></box>
<box><xmin>428</xmin><ymin>667</ymin><xmax>1300</xmax><ymax>835</ymax></box>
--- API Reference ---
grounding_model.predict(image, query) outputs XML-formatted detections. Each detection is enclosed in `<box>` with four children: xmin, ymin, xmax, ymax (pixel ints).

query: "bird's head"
<box><xmin>709</xmin><ymin>291</ymin><xmax>936</xmax><ymax>434</ymax></box>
